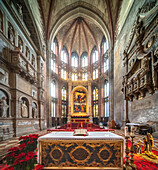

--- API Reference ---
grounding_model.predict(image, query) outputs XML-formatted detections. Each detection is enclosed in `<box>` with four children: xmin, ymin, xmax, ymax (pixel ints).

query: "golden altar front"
<box><xmin>38</xmin><ymin>132</ymin><xmax>124</xmax><ymax>169</ymax></box>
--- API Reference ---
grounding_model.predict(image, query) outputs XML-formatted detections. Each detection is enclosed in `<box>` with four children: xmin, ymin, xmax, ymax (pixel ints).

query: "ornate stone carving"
<box><xmin>18</xmin><ymin>36</ymin><xmax>23</xmax><ymax>53</ymax></box>
<box><xmin>26</xmin><ymin>47</ymin><xmax>30</xmax><ymax>60</ymax></box>
<box><xmin>8</xmin><ymin>23</ymin><xmax>15</xmax><ymax>45</ymax></box>
<box><xmin>21</xmin><ymin>100</ymin><xmax>28</xmax><ymax>118</ymax></box>
<box><xmin>32</xmin><ymin>102</ymin><xmax>38</xmax><ymax>118</ymax></box>
<box><xmin>0</xmin><ymin>97</ymin><xmax>9</xmax><ymax>118</ymax></box>
<box><xmin>122</xmin><ymin>2</ymin><xmax>158</xmax><ymax>101</ymax></box>
<box><xmin>31</xmin><ymin>55</ymin><xmax>35</xmax><ymax>67</ymax></box>
<box><xmin>0</xmin><ymin>68</ymin><xmax>8</xmax><ymax>85</ymax></box>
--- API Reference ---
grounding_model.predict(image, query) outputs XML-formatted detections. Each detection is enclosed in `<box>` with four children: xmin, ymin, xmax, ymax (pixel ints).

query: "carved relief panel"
<box><xmin>8</xmin><ymin>22</ymin><xmax>15</xmax><ymax>45</ymax></box>
<box><xmin>122</xmin><ymin>1</ymin><xmax>158</xmax><ymax>101</ymax></box>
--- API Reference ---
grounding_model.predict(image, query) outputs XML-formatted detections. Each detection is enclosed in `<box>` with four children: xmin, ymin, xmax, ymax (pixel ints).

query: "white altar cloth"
<box><xmin>38</xmin><ymin>131</ymin><xmax>124</xmax><ymax>141</ymax></box>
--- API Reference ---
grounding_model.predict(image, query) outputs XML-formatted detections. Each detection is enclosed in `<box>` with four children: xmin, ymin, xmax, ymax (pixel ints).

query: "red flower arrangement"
<box><xmin>5</xmin><ymin>134</ymin><xmax>42</xmax><ymax>170</ymax></box>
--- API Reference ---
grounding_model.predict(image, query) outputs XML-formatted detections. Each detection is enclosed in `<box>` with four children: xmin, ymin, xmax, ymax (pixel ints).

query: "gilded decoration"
<box><xmin>39</xmin><ymin>140</ymin><xmax>123</xmax><ymax>169</ymax></box>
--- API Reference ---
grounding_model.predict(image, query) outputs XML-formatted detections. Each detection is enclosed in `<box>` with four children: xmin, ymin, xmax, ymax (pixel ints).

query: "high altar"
<box><xmin>38</xmin><ymin>131</ymin><xmax>124</xmax><ymax>169</ymax></box>
<box><xmin>68</xmin><ymin>75</ymin><xmax>92</xmax><ymax>124</ymax></box>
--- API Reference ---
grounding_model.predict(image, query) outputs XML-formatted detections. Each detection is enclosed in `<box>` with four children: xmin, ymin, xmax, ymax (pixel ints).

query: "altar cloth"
<box><xmin>38</xmin><ymin>131</ymin><xmax>123</xmax><ymax>140</ymax></box>
<box><xmin>38</xmin><ymin>132</ymin><xmax>124</xmax><ymax>169</ymax></box>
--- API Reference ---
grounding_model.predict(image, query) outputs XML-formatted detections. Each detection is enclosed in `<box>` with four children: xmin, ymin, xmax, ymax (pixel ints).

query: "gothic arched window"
<box><xmin>93</xmin><ymin>87</ymin><xmax>98</xmax><ymax>117</ymax></box>
<box><xmin>61</xmin><ymin>47</ymin><xmax>68</xmax><ymax>63</ymax></box>
<box><xmin>72</xmin><ymin>73</ymin><xmax>77</xmax><ymax>81</ymax></box>
<box><xmin>51</xmin><ymin>58</ymin><xmax>56</xmax><ymax>73</ymax></box>
<box><xmin>62</xmin><ymin>87</ymin><xmax>66</xmax><ymax>101</ymax></box>
<box><xmin>103</xmin><ymin>38</ymin><xmax>108</xmax><ymax>54</ymax></box>
<box><xmin>71</xmin><ymin>52</ymin><xmax>78</xmax><ymax>67</ymax></box>
<box><xmin>51</xmin><ymin>39</ymin><xmax>57</xmax><ymax>55</ymax></box>
<box><xmin>51</xmin><ymin>81</ymin><xmax>56</xmax><ymax>98</ymax></box>
<box><xmin>104</xmin><ymin>56</ymin><xmax>109</xmax><ymax>72</ymax></box>
<box><xmin>104</xmin><ymin>80</ymin><xmax>109</xmax><ymax>117</ymax></box>
<box><xmin>81</xmin><ymin>52</ymin><xmax>88</xmax><ymax>67</ymax></box>
<box><xmin>61</xmin><ymin>87</ymin><xmax>67</xmax><ymax>117</ymax></box>
<box><xmin>93</xmin><ymin>69</ymin><xmax>98</xmax><ymax>80</ymax></box>
<box><xmin>82</xmin><ymin>72</ymin><xmax>87</xmax><ymax>81</ymax></box>
<box><xmin>102</xmin><ymin>37</ymin><xmax>109</xmax><ymax>73</ymax></box>
<box><xmin>61</xmin><ymin>69</ymin><xmax>67</xmax><ymax>80</ymax></box>
<box><xmin>51</xmin><ymin>81</ymin><xmax>56</xmax><ymax>117</ymax></box>
<box><xmin>92</xmin><ymin>47</ymin><xmax>98</xmax><ymax>63</ymax></box>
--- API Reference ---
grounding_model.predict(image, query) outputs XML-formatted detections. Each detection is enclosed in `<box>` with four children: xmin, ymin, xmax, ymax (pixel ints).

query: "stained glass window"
<box><xmin>93</xmin><ymin>69</ymin><xmax>98</xmax><ymax>80</ymax></box>
<box><xmin>71</xmin><ymin>53</ymin><xmax>78</xmax><ymax>67</ymax></box>
<box><xmin>51</xmin><ymin>58</ymin><xmax>56</xmax><ymax>73</ymax></box>
<box><xmin>62</xmin><ymin>87</ymin><xmax>66</xmax><ymax>101</ymax></box>
<box><xmin>93</xmin><ymin>87</ymin><xmax>98</xmax><ymax>117</ymax></box>
<box><xmin>104</xmin><ymin>80</ymin><xmax>109</xmax><ymax>117</ymax></box>
<box><xmin>82</xmin><ymin>73</ymin><xmax>87</xmax><ymax>81</ymax></box>
<box><xmin>51</xmin><ymin>81</ymin><xmax>56</xmax><ymax>98</ymax></box>
<box><xmin>61</xmin><ymin>49</ymin><xmax>67</xmax><ymax>63</ymax></box>
<box><xmin>61</xmin><ymin>69</ymin><xmax>67</xmax><ymax>79</ymax></box>
<box><xmin>72</xmin><ymin>73</ymin><xmax>77</xmax><ymax>81</ymax></box>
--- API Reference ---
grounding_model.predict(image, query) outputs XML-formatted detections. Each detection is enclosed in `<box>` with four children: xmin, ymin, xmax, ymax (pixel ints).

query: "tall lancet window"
<box><xmin>61</xmin><ymin>69</ymin><xmax>67</xmax><ymax>80</ymax></box>
<box><xmin>51</xmin><ymin>39</ymin><xmax>57</xmax><ymax>55</ymax></box>
<box><xmin>93</xmin><ymin>69</ymin><xmax>98</xmax><ymax>80</ymax></box>
<box><xmin>93</xmin><ymin>87</ymin><xmax>98</xmax><ymax>117</ymax></box>
<box><xmin>71</xmin><ymin>52</ymin><xmax>78</xmax><ymax>67</ymax></box>
<box><xmin>61</xmin><ymin>87</ymin><xmax>67</xmax><ymax>117</ymax></box>
<box><xmin>51</xmin><ymin>58</ymin><xmax>56</xmax><ymax>73</ymax></box>
<box><xmin>104</xmin><ymin>55</ymin><xmax>109</xmax><ymax>73</ymax></box>
<box><xmin>82</xmin><ymin>53</ymin><xmax>88</xmax><ymax>67</ymax></box>
<box><xmin>72</xmin><ymin>73</ymin><xmax>77</xmax><ymax>81</ymax></box>
<box><xmin>61</xmin><ymin>47</ymin><xmax>67</xmax><ymax>63</ymax></box>
<box><xmin>103</xmin><ymin>38</ymin><xmax>108</xmax><ymax>54</ymax></box>
<box><xmin>82</xmin><ymin>72</ymin><xmax>87</xmax><ymax>81</ymax></box>
<box><xmin>92</xmin><ymin>49</ymin><xmax>98</xmax><ymax>63</ymax></box>
<box><xmin>104</xmin><ymin>80</ymin><xmax>109</xmax><ymax>117</ymax></box>
<box><xmin>51</xmin><ymin>81</ymin><xmax>56</xmax><ymax>117</ymax></box>
<box><xmin>102</xmin><ymin>38</ymin><xmax>109</xmax><ymax>73</ymax></box>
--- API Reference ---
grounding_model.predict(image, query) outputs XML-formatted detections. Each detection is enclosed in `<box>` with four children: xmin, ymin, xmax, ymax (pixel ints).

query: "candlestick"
<box><xmin>125</xmin><ymin>126</ymin><xmax>129</xmax><ymax>137</ymax></box>
<box><xmin>130</xmin><ymin>136</ymin><xmax>137</xmax><ymax>169</ymax></box>
<box><xmin>131</xmin><ymin>126</ymin><xmax>135</xmax><ymax>136</ymax></box>
<box><xmin>123</xmin><ymin>136</ymin><xmax>132</xmax><ymax>170</ymax></box>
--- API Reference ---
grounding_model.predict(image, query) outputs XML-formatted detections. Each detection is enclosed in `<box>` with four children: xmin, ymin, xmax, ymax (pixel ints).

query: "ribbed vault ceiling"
<box><xmin>56</xmin><ymin>17</ymin><xmax>103</xmax><ymax>56</ymax></box>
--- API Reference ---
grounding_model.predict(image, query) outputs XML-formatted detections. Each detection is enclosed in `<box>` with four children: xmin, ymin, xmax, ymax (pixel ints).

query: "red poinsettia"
<box><xmin>8</xmin><ymin>147</ymin><xmax>18</xmax><ymax>152</ymax></box>
<box><xmin>33</xmin><ymin>164</ymin><xmax>44</xmax><ymax>170</ymax></box>
<box><xmin>6</xmin><ymin>134</ymin><xmax>39</xmax><ymax>170</ymax></box>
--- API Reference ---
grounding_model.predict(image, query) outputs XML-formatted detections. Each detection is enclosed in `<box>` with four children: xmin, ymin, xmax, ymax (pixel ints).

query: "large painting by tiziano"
<box><xmin>74</xmin><ymin>90</ymin><xmax>86</xmax><ymax>113</ymax></box>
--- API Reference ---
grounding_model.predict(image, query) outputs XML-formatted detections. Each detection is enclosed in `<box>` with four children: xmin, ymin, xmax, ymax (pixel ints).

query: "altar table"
<box><xmin>38</xmin><ymin>132</ymin><xmax>124</xmax><ymax>169</ymax></box>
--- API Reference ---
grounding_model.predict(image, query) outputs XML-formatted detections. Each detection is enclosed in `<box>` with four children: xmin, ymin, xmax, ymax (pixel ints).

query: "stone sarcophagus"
<box><xmin>122</xmin><ymin>1</ymin><xmax>158</xmax><ymax>101</ymax></box>
<box><xmin>38</xmin><ymin>132</ymin><xmax>124</xmax><ymax>169</ymax></box>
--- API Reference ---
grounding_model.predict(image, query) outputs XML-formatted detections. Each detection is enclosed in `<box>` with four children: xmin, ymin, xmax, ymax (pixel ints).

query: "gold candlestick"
<box><xmin>124</xmin><ymin>136</ymin><xmax>132</xmax><ymax>170</ymax></box>
<box><xmin>129</xmin><ymin>136</ymin><xmax>137</xmax><ymax>169</ymax></box>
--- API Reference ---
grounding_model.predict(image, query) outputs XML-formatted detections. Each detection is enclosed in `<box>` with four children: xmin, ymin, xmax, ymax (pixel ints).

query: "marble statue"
<box><xmin>8</xmin><ymin>26</ymin><xmax>14</xmax><ymax>44</ymax></box>
<box><xmin>32</xmin><ymin>55</ymin><xmax>35</xmax><ymax>67</ymax></box>
<box><xmin>26</xmin><ymin>48</ymin><xmax>30</xmax><ymax>60</ymax></box>
<box><xmin>0</xmin><ymin>97</ymin><xmax>9</xmax><ymax>117</ymax></box>
<box><xmin>32</xmin><ymin>107</ymin><xmax>38</xmax><ymax>118</ymax></box>
<box><xmin>18</xmin><ymin>38</ymin><xmax>23</xmax><ymax>52</ymax></box>
<box><xmin>21</xmin><ymin>100</ymin><xmax>28</xmax><ymax>118</ymax></box>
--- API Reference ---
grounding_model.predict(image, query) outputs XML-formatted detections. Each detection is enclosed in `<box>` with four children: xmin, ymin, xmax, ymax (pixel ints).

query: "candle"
<box><xmin>131</xmin><ymin>126</ymin><xmax>135</xmax><ymax>136</ymax></box>
<box><xmin>125</xmin><ymin>126</ymin><xmax>128</xmax><ymax>137</ymax></box>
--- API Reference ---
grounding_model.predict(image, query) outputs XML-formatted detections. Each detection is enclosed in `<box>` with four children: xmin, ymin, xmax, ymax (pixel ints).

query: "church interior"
<box><xmin>0</xmin><ymin>0</ymin><xmax>158</xmax><ymax>169</ymax></box>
